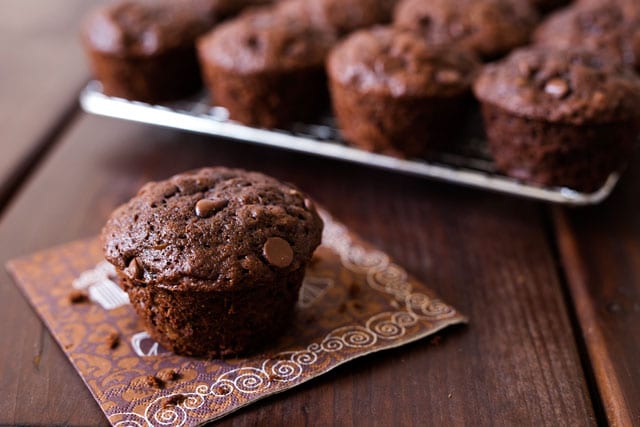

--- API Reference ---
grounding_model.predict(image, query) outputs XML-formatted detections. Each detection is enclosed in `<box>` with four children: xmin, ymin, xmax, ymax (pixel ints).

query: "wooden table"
<box><xmin>1</xmin><ymin>2</ymin><xmax>638</xmax><ymax>426</ymax></box>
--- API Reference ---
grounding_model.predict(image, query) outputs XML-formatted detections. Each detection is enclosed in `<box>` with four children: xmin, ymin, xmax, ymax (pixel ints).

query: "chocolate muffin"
<box><xmin>102</xmin><ymin>167</ymin><xmax>324</xmax><ymax>357</ymax></box>
<box><xmin>283</xmin><ymin>0</ymin><xmax>398</xmax><ymax>37</ymax></box>
<box><xmin>473</xmin><ymin>47</ymin><xmax>640</xmax><ymax>192</ymax></box>
<box><xmin>82</xmin><ymin>0</ymin><xmax>215</xmax><ymax>103</ymax></box>
<box><xmin>393</xmin><ymin>0</ymin><xmax>539</xmax><ymax>60</ymax></box>
<box><xmin>197</xmin><ymin>7</ymin><xmax>337</xmax><ymax>128</ymax></box>
<box><xmin>327</xmin><ymin>26</ymin><xmax>479</xmax><ymax>157</ymax></box>
<box><xmin>534</xmin><ymin>2</ymin><xmax>640</xmax><ymax>72</ymax></box>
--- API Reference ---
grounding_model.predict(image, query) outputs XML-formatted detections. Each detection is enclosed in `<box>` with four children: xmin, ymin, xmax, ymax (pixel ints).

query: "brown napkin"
<box><xmin>7</xmin><ymin>211</ymin><xmax>466</xmax><ymax>426</ymax></box>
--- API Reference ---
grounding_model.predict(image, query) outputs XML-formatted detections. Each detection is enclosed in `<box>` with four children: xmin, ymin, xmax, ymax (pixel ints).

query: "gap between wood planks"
<box><xmin>543</xmin><ymin>205</ymin><xmax>614</xmax><ymax>427</ymax></box>
<box><xmin>0</xmin><ymin>83</ymin><xmax>84</xmax><ymax>220</ymax></box>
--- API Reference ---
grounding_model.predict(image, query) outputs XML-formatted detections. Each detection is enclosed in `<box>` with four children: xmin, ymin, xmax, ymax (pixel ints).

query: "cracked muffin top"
<box><xmin>102</xmin><ymin>167</ymin><xmax>324</xmax><ymax>292</ymax></box>
<box><xmin>473</xmin><ymin>46</ymin><xmax>640</xmax><ymax>124</ymax></box>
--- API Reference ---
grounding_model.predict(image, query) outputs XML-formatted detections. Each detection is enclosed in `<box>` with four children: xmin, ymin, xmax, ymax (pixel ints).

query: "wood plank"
<box><xmin>552</xmin><ymin>151</ymin><xmax>640</xmax><ymax>426</ymax></box>
<box><xmin>0</xmin><ymin>114</ymin><xmax>595</xmax><ymax>425</ymax></box>
<box><xmin>0</xmin><ymin>0</ymin><xmax>101</xmax><ymax>206</ymax></box>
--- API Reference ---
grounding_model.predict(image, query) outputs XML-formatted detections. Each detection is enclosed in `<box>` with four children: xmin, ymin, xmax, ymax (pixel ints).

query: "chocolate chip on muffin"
<box><xmin>197</xmin><ymin>6</ymin><xmax>336</xmax><ymax>128</ymax></box>
<box><xmin>394</xmin><ymin>0</ymin><xmax>539</xmax><ymax>60</ymax></box>
<box><xmin>102</xmin><ymin>167</ymin><xmax>324</xmax><ymax>357</ymax></box>
<box><xmin>82</xmin><ymin>0</ymin><xmax>215</xmax><ymax>103</ymax></box>
<box><xmin>473</xmin><ymin>46</ymin><xmax>640</xmax><ymax>191</ymax></box>
<box><xmin>327</xmin><ymin>26</ymin><xmax>479</xmax><ymax>157</ymax></box>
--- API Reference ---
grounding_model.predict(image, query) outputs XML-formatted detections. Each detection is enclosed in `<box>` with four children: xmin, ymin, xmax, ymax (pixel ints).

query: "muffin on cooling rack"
<box><xmin>102</xmin><ymin>167</ymin><xmax>324</xmax><ymax>358</ymax></box>
<box><xmin>534</xmin><ymin>2</ymin><xmax>640</xmax><ymax>73</ymax></box>
<box><xmin>473</xmin><ymin>46</ymin><xmax>640</xmax><ymax>192</ymax></box>
<box><xmin>393</xmin><ymin>0</ymin><xmax>539</xmax><ymax>61</ymax></box>
<box><xmin>295</xmin><ymin>0</ymin><xmax>398</xmax><ymax>37</ymax></box>
<box><xmin>82</xmin><ymin>0</ymin><xmax>215</xmax><ymax>103</ymax></box>
<box><xmin>327</xmin><ymin>26</ymin><xmax>479</xmax><ymax>158</ymax></box>
<box><xmin>197</xmin><ymin>5</ymin><xmax>336</xmax><ymax>128</ymax></box>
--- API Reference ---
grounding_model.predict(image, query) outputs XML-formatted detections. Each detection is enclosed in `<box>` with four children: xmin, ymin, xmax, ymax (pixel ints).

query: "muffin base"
<box><xmin>481</xmin><ymin>103</ymin><xmax>637</xmax><ymax>192</ymax></box>
<box><xmin>329</xmin><ymin>80</ymin><xmax>470</xmax><ymax>158</ymax></box>
<box><xmin>87</xmin><ymin>47</ymin><xmax>202</xmax><ymax>104</ymax></box>
<box><xmin>119</xmin><ymin>270</ymin><xmax>305</xmax><ymax>358</ymax></box>
<box><xmin>201</xmin><ymin>64</ymin><xmax>328</xmax><ymax>128</ymax></box>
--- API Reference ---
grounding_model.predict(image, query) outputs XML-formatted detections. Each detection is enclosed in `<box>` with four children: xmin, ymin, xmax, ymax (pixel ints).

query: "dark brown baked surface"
<box><xmin>198</xmin><ymin>6</ymin><xmax>335</xmax><ymax>74</ymax></box>
<box><xmin>197</xmin><ymin>6</ymin><xmax>336</xmax><ymax>127</ymax></box>
<box><xmin>82</xmin><ymin>0</ymin><xmax>214</xmax><ymax>57</ymax></box>
<box><xmin>393</xmin><ymin>0</ymin><xmax>539</xmax><ymax>60</ymax></box>
<box><xmin>480</xmin><ymin>102</ymin><xmax>637</xmax><ymax>192</ymax></box>
<box><xmin>327</xmin><ymin>26</ymin><xmax>478</xmax><ymax>157</ymax></box>
<box><xmin>102</xmin><ymin>167</ymin><xmax>323</xmax><ymax>292</ymax></box>
<box><xmin>473</xmin><ymin>46</ymin><xmax>640</xmax><ymax>125</ymax></box>
<box><xmin>280</xmin><ymin>0</ymin><xmax>397</xmax><ymax>37</ymax></box>
<box><xmin>328</xmin><ymin>26</ymin><xmax>478</xmax><ymax>98</ymax></box>
<box><xmin>534</xmin><ymin>2</ymin><xmax>640</xmax><ymax>72</ymax></box>
<box><xmin>82</xmin><ymin>0</ymin><xmax>216</xmax><ymax>102</ymax></box>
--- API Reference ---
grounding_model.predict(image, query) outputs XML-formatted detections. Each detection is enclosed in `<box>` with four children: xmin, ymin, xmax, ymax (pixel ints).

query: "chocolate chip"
<box><xmin>156</xmin><ymin>368</ymin><xmax>181</xmax><ymax>382</ymax></box>
<box><xmin>436</xmin><ymin>69</ymin><xmax>461</xmax><ymax>84</ymax></box>
<box><xmin>195</xmin><ymin>199</ymin><xmax>228</xmax><ymax>218</ymax></box>
<box><xmin>263</xmin><ymin>237</ymin><xmax>293</xmax><ymax>268</ymax></box>
<box><xmin>125</xmin><ymin>258</ymin><xmax>143</xmax><ymax>280</ymax></box>
<box><xmin>163</xmin><ymin>394</ymin><xmax>186</xmax><ymax>407</ymax></box>
<box><xmin>131</xmin><ymin>375</ymin><xmax>164</xmax><ymax>389</ymax></box>
<box><xmin>68</xmin><ymin>290</ymin><xmax>89</xmax><ymax>304</ymax></box>
<box><xmin>544</xmin><ymin>78</ymin><xmax>570</xmax><ymax>99</ymax></box>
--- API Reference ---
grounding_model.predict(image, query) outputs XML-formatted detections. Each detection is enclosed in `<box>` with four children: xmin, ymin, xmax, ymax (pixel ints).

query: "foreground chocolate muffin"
<box><xmin>102</xmin><ymin>167</ymin><xmax>324</xmax><ymax>357</ymax></box>
<box><xmin>474</xmin><ymin>47</ymin><xmax>640</xmax><ymax>192</ymax></box>
<box><xmin>327</xmin><ymin>26</ymin><xmax>479</xmax><ymax>157</ymax></box>
<box><xmin>197</xmin><ymin>7</ymin><xmax>336</xmax><ymax>128</ymax></box>
<box><xmin>534</xmin><ymin>2</ymin><xmax>640</xmax><ymax>72</ymax></box>
<box><xmin>82</xmin><ymin>0</ymin><xmax>215</xmax><ymax>103</ymax></box>
<box><xmin>393</xmin><ymin>0</ymin><xmax>538</xmax><ymax>60</ymax></box>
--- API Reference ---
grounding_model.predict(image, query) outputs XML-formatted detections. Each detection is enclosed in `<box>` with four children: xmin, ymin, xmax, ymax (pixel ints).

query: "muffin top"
<box><xmin>197</xmin><ymin>6</ymin><xmax>336</xmax><ymax>73</ymax></box>
<box><xmin>328</xmin><ymin>26</ymin><xmax>479</xmax><ymax>97</ymax></box>
<box><xmin>393</xmin><ymin>0</ymin><xmax>539</xmax><ymax>60</ymax></box>
<box><xmin>102</xmin><ymin>167</ymin><xmax>324</xmax><ymax>292</ymax></box>
<box><xmin>82</xmin><ymin>0</ymin><xmax>215</xmax><ymax>57</ymax></box>
<box><xmin>190</xmin><ymin>0</ymin><xmax>274</xmax><ymax>20</ymax></box>
<box><xmin>285</xmin><ymin>0</ymin><xmax>398</xmax><ymax>37</ymax></box>
<box><xmin>534</xmin><ymin>3</ymin><xmax>640</xmax><ymax>71</ymax></box>
<box><xmin>473</xmin><ymin>46</ymin><xmax>640</xmax><ymax>124</ymax></box>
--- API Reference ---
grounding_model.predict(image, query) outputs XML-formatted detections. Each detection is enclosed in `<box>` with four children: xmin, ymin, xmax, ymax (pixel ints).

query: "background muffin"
<box><xmin>534</xmin><ymin>2</ymin><xmax>640</xmax><ymax>72</ymax></box>
<box><xmin>474</xmin><ymin>47</ymin><xmax>640</xmax><ymax>191</ymax></box>
<box><xmin>328</xmin><ymin>26</ymin><xmax>479</xmax><ymax>158</ymax></box>
<box><xmin>290</xmin><ymin>0</ymin><xmax>398</xmax><ymax>37</ymax></box>
<box><xmin>82</xmin><ymin>0</ymin><xmax>215</xmax><ymax>103</ymax></box>
<box><xmin>102</xmin><ymin>167</ymin><xmax>324</xmax><ymax>357</ymax></box>
<box><xmin>393</xmin><ymin>0</ymin><xmax>539</xmax><ymax>61</ymax></box>
<box><xmin>197</xmin><ymin>6</ymin><xmax>336</xmax><ymax>128</ymax></box>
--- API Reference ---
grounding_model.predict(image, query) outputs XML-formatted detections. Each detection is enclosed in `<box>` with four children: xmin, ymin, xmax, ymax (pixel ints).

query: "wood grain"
<box><xmin>0</xmin><ymin>0</ymin><xmax>100</xmax><ymax>206</ymax></box>
<box><xmin>552</xmin><ymin>151</ymin><xmax>640</xmax><ymax>427</ymax></box>
<box><xmin>0</xmin><ymin>114</ymin><xmax>595</xmax><ymax>425</ymax></box>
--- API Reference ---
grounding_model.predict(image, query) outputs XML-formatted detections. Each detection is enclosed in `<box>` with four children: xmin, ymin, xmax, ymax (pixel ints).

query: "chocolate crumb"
<box><xmin>106</xmin><ymin>331</ymin><xmax>120</xmax><ymax>350</ymax></box>
<box><xmin>350</xmin><ymin>301</ymin><xmax>364</xmax><ymax>311</ymax></box>
<box><xmin>68</xmin><ymin>289</ymin><xmax>89</xmax><ymax>304</ymax></box>
<box><xmin>348</xmin><ymin>283</ymin><xmax>361</xmax><ymax>299</ymax></box>
<box><xmin>163</xmin><ymin>394</ymin><xmax>187</xmax><ymax>407</ymax></box>
<box><xmin>131</xmin><ymin>375</ymin><xmax>165</xmax><ymax>389</ymax></box>
<box><xmin>156</xmin><ymin>368</ymin><xmax>181</xmax><ymax>382</ymax></box>
<box><xmin>430</xmin><ymin>335</ymin><xmax>442</xmax><ymax>346</ymax></box>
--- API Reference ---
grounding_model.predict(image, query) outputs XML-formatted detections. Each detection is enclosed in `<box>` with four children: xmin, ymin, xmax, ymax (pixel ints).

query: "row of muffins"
<box><xmin>83</xmin><ymin>0</ymin><xmax>640</xmax><ymax>192</ymax></box>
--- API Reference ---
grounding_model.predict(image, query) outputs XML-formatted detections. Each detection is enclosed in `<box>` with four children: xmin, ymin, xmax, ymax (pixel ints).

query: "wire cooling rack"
<box><xmin>80</xmin><ymin>81</ymin><xmax>620</xmax><ymax>206</ymax></box>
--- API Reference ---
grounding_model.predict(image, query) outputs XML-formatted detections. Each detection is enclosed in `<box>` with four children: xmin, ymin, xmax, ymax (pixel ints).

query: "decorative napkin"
<box><xmin>7</xmin><ymin>212</ymin><xmax>466</xmax><ymax>427</ymax></box>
